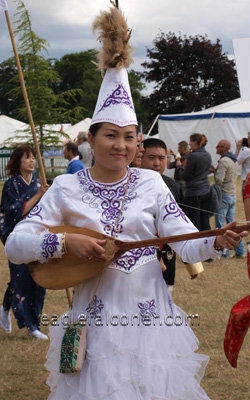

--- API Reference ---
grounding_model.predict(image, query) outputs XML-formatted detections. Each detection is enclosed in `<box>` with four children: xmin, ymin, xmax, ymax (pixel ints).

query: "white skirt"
<box><xmin>45</xmin><ymin>260</ymin><xmax>210</xmax><ymax>400</ymax></box>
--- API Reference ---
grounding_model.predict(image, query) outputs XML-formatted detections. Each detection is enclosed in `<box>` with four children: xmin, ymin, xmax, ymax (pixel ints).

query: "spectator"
<box><xmin>213</xmin><ymin>139</ymin><xmax>246</xmax><ymax>259</ymax></box>
<box><xmin>77</xmin><ymin>131</ymin><xmax>93</xmax><ymax>168</ymax></box>
<box><xmin>176</xmin><ymin>133</ymin><xmax>212</xmax><ymax>232</ymax></box>
<box><xmin>141</xmin><ymin>137</ymin><xmax>183</xmax><ymax>292</ymax></box>
<box><xmin>235</xmin><ymin>132</ymin><xmax>250</xmax><ymax>185</ymax></box>
<box><xmin>130</xmin><ymin>139</ymin><xmax>144</xmax><ymax>167</ymax></box>
<box><xmin>64</xmin><ymin>141</ymin><xmax>85</xmax><ymax>174</ymax></box>
<box><xmin>167</xmin><ymin>140</ymin><xmax>190</xmax><ymax>196</ymax></box>
<box><xmin>0</xmin><ymin>145</ymin><xmax>49</xmax><ymax>339</ymax></box>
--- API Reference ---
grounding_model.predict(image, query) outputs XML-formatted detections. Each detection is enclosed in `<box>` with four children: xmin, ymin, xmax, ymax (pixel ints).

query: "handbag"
<box><xmin>60</xmin><ymin>323</ymin><xmax>87</xmax><ymax>373</ymax></box>
<box><xmin>59</xmin><ymin>280</ymin><xmax>102</xmax><ymax>374</ymax></box>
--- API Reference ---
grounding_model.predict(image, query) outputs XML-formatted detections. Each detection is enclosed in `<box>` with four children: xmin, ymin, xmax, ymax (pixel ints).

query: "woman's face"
<box><xmin>19</xmin><ymin>152</ymin><xmax>36</xmax><ymax>175</ymax></box>
<box><xmin>131</xmin><ymin>141</ymin><xmax>145</xmax><ymax>167</ymax></box>
<box><xmin>189</xmin><ymin>139</ymin><xmax>198</xmax><ymax>151</ymax></box>
<box><xmin>89</xmin><ymin>123</ymin><xmax>138</xmax><ymax>174</ymax></box>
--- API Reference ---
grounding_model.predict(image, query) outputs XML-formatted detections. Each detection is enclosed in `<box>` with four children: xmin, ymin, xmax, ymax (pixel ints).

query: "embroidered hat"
<box><xmin>90</xmin><ymin>3</ymin><xmax>138</xmax><ymax>128</ymax></box>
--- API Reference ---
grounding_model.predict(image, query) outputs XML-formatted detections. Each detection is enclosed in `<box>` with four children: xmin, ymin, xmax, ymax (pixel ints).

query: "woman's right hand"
<box><xmin>37</xmin><ymin>183</ymin><xmax>50</xmax><ymax>199</ymax></box>
<box><xmin>65</xmin><ymin>233</ymin><xmax>109</xmax><ymax>261</ymax></box>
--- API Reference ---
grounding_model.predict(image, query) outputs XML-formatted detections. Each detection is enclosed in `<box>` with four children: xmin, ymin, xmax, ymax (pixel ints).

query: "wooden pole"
<box><xmin>4</xmin><ymin>9</ymin><xmax>46</xmax><ymax>185</ymax></box>
<box><xmin>4</xmin><ymin>8</ymin><xmax>72</xmax><ymax>307</ymax></box>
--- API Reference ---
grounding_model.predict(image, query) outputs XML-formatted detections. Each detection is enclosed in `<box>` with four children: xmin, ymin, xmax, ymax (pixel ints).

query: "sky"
<box><xmin>0</xmin><ymin>0</ymin><xmax>250</xmax><ymax>94</ymax></box>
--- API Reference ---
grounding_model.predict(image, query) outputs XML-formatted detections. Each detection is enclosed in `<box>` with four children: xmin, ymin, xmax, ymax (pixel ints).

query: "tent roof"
<box><xmin>0</xmin><ymin>115</ymin><xmax>27</xmax><ymax>145</ymax></box>
<box><xmin>157</xmin><ymin>97</ymin><xmax>250</xmax><ymax>176</ymax></box>
<box><xmin>65</xmin><ymin>118</ymin><xmax>92</xmax><ymax>141</ymax></box>
<box><xmin>158</xmin><ymin>98</ymin><xmax>250</xmax><ymax>121</ymax></box>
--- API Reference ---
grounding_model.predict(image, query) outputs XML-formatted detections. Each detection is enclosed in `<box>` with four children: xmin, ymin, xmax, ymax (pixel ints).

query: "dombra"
<box><xmin>28</xmin><ymin>224</ymin><xmax>250</xmax><ymax>290</ymax></box>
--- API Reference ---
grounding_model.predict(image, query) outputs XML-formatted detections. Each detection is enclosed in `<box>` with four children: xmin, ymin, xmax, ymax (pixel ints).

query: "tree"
<box><xmin>128</xmin><ymin>69</ymin><xmax>148</xmax><ymax>130</ymax></box>
<box><xmin>51</xmin><ymin>50</ymin><xmax>102</xmax><ymax>118</ymax></box>
<box><xmin>2</xmin><ymin>0</ymin><xmax>85</xmax><ymax>148</ymax></box>
<box><xmin>141</xmin><ymin>32</ymin><xmax>240</xmax><ymax>124</ymax></box>
<box><xmin>0</xmin><ymin>58</ymin><xmax>21</xmax><ymax>119</ymax></box>
<box><xmin>52</xmin><ymin>52</ymin><xmax>147</xmax><ymax>127</ymax></box>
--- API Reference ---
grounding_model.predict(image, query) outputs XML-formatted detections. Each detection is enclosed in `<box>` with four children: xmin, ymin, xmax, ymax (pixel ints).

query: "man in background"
<box><xmin>141</xmin><ymin>138</ymin><xmax>202</xmax><ymax>293</ymax></box>
<box><xmin>212</xmin><ymin>139</ymin><xmax>246</xmax><ymax>259</ymax></box>
<box><xmin>64</xmin><ymin>142</ymin><xmax>85</xmax><ymax>174</ymax></box>
<box><xmin>77</xmin><ymin>131</ymin><xmax>93</xmax><ymax>168</ymax></box>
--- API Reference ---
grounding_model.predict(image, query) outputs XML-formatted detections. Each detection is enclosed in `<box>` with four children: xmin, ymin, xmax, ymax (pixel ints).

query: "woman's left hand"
<box><xmin>214</xmin><ymin>221</ymin><xmax>249</xmax><ymax>250</ymax></box>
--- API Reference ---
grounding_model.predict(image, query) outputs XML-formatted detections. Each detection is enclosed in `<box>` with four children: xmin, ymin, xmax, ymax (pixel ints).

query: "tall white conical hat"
<box><xmin>90</xmin><ymin>2</ymin><xmax>138</xmax><ymax>128</ymax></box>
<box><xmin>91</xmin><ymin>68</ymin><xmax>137</xmax><ymax>127</ymax></box>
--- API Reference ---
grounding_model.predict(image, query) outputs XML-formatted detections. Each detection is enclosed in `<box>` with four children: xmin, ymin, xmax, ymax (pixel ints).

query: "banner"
<box><xmin>0</xmin><ymin>0</ymin><xmax>8</xmax><ymax>11</ymax></box>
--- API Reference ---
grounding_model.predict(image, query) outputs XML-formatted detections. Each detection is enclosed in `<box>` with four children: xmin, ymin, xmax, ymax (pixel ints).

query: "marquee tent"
<box><xmin>65</xmin><ymin>118</ymin><xmax>92</xmax><ymax>141</ymax></box>
<box><xmin>0</xmin><ymin>115</ymin><xmax>27</xmax><ymax>146</ymax></box>
<box><xmin>158</xmin><ymin>98</ymin><xmax>250</xmax><ymax>173</ymax></box>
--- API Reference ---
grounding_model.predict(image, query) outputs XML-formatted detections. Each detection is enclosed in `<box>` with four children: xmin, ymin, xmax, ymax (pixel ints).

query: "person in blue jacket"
<box><xmin>64</xmin><ymin>141</ymin><xmax>85</xmax><ymax>174</ymax></box>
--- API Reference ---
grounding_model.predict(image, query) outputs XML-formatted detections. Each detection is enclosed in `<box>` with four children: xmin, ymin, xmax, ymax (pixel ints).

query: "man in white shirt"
<box><xmin>235</xmin><ymin>133</ymin><xmax>250</xmax><ymax>182</ymax></box>
<box><xmin>77</xmin><ymin>131</ymin><xmax>93</xmax><ymax>168</ymax></box>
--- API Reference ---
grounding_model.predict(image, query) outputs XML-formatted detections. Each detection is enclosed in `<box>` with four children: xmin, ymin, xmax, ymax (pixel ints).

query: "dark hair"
<box><xmin>5</xmin><ymin>145</ymin><xmax>36</xmax><ymax>177</ymax></box>
<box><xmin>189</xmin><ymin>133</ymin><xmax>207</xmax><ymax>148</ymax></box>
<box><xmin>142</xmin><ymin>138</ymin><xmax>167</xmax><ymax>151</ymax></box>
<box><xmin>242</xmin><ymin>137</ymin><xmax>248</xmax><ymax>147</ymax></box>
<box><xmin>178</xmin><ymin>140</ymin><xmax>189</xmax><ymax>149</ymax></box>
<box><xmin>89</xmin><ymin>123</ymin><xmax>102</xmax><ymax>137</ymax></box>
<box><xmin>64</xmin><ymin>141</ymin><xmax>79</xmax><ymax>156</ymax></box>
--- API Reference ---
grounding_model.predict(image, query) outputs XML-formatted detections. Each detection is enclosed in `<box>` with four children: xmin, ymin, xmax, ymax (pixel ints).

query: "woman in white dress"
<box><xmin>5</xmin><ymin>121</ymin><xmax>248</xmax><ymax>400</ymax></box>
<box><xmin>5</xmin><ymin>5</ymin><xmax>248</xmax><ymax>399</ymax></box>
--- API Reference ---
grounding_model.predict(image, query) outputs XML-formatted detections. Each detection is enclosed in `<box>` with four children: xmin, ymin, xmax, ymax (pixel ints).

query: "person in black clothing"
<box><xmin>141</xmin><ymin>138</ymin><xmax>183</xmax><ymax>292</ymax></box>
<box><xmin>176</xmin><ymin>133</ymin><xmax>212</xmax><ymax>231</ymax></box>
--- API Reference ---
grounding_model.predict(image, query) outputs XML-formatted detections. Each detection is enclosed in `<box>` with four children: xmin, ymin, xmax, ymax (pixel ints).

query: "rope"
<box><xmin>177</xmin><ymin>201</ymin><xmax>249</xmax><ymax>225</ymax></box>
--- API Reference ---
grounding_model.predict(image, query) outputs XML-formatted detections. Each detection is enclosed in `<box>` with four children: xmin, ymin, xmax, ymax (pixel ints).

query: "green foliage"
<box><xmin>1</xmin><ymin>0</ymin><xmax>85</xmax><ymax>148</ymax></box>
<box><xmin>51</xmin><ymin>50</ymin><xmax>102</xmax><ymax>118</ymax></box>
<box><xmin>128</xmin><ymin>69</ymin><xmax>147</xmax><ymax>129</ymax></box>
<box><xmin>141</xmin><ymin>32</ymin><xmax>240</xmax><ymax>127</ymax></box>
<box><xmin>0</xmin><ymin>58</ymin><xmax>20</xmax><ymax>118</ymax></box>
<box><xmin>52</xmin><ymin>52</ymin><xmax>147</xmax><ymax>126</ymax></box>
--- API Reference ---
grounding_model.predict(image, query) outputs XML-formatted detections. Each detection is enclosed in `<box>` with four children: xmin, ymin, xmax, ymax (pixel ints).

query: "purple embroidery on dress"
<box><xmin>41</xmin><ymin>233</ymin><xmax>59</xmax><ymax>259</ymax></box>
<box><xmin>114</xmin><ymin>247</ymin><xmax>156</xmax><ymax>272</ymax></box>
<box><xmin>138</xmin><ymin>299</ymin><xmax>157</xmax><ymax>322</ymax></box>
<box><xmin>97</xmin><ymin>84</ymin><xmax>135</xmax><ymax>114</ymax></box>
<box><xmin>86</xmin><ymin>295</ymin><xmax>104</xmax><ymax>317</ymax></box>
<box><xmin>163</xmin><ymin>193</ymin><xmax>188</xmax><ymax>222</ymax></box>
<box><xmin>78</xmin><ymin>169</ymin><xmax>139</xmax><ymax>236</ymax></box>
<box><xmin>26</xmin><ymin>204</ymin><xmax>43</xmax><ymax>220</ymax></box>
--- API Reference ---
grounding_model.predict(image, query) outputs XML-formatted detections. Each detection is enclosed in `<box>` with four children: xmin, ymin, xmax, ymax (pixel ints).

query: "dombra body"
<box><xmin>28</xmin><ymin>224</ymin><xmax>250</xmax><ymax>290</ymax></box>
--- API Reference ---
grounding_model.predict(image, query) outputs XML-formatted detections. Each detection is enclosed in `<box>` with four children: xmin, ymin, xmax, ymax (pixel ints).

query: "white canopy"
<box><xmin>0</xmin><ymin>115</ymin><xmax>27</xmax><ymax>146</ymax></box>
<box><xmin>65</xmin><ymin>118</ymin><xmax>92</xmax><ymax>141</ymax></box>
<box><xmin>158</xmin><ymin>98</ymin><xmax>250</xmax><ymax>174</ymax></box>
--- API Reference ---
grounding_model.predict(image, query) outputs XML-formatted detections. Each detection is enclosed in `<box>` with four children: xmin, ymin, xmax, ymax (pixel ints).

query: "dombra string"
<box><xmin>177</xmin><ymin>202</ymin><xmax>249</xmax><ymax>225</ymax></box>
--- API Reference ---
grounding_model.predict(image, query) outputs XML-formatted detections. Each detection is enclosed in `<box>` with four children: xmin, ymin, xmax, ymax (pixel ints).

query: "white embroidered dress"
<box><xmin>6</xmin><ymin>168</ymin><xmax>221</xmax><ymax>400</ymax></box>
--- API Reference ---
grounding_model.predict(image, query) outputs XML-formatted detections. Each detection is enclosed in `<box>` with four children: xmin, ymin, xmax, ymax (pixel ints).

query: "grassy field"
<box><xmin>0</xmin><ymin>178</ymin><xmax>249</xmax><ymax>399</ymax></box>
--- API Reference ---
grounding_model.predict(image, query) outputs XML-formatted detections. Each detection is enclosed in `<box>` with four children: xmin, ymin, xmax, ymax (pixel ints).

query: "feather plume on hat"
<box><xmin>92</xmin><ymin>1</ymin><xmax>133</xmax><ymax>72</ymax></box>
<box><xmin>91</xmin><ymin>1</ymin><xmax>137</xmax><ymax>127</ymax></box>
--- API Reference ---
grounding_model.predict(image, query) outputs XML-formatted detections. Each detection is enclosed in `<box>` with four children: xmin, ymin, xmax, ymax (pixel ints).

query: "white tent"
<box><xmin>0</xmin><ymin>115</ymin><xmax>27</xmax><ymax>146</ymax></box>
<box><xmin>158</xmin><ymin>98</ymin><xmax>250</xmax><ymax>174</ymax></box>
<box><xmin>65</xmin><ymin>118</ymin><xmax>92</xmax><ymax>141</ymax></box>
